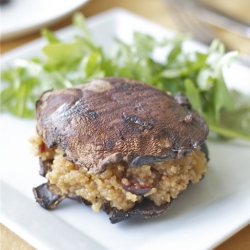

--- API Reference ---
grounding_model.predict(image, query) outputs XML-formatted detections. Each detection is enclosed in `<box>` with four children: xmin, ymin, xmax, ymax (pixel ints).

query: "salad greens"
<box><xmin>1</xmin><ymin>13</ymin><xmax>250</xmax><ymax>141</ymax></box>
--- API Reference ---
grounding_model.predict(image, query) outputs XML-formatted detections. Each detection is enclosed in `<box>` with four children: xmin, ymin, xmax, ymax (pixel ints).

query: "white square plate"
<box><xmin>1</xmin><ymin>8</ymin><xmax>250</xmax><ymax>250</ymax></box>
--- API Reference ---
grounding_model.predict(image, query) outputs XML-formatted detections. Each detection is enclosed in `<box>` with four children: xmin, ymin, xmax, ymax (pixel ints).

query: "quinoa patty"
<box><xmin>31</xmin><ymin>134</ymin><xmax>207</xmax><ymax>212</ymax></box>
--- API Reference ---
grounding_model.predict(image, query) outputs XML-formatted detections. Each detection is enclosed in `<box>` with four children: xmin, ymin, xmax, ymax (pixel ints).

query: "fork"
<box><xmin>166</xmin><ymin>0</ymin><xmax>215</xmax><ymax>44</ymax></box>
<box><xmin>165</xmin><ymin>0</ymin><xmax>250</xmax><ymax>66</ymax></box>
<box><xmin>165</xmin><ymin>0</ymin><xmax>250</xmax><ymax>40</ymax></box>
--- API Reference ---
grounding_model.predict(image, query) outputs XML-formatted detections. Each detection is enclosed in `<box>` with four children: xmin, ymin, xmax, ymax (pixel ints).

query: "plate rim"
<box><xmin>1</xmin><ymin>8</ymin><xmax>250</xmax><ymax>250</ymax></box>
<box><xmin>1</xmin><ymin>0</ymin><xmax>89</xmax><ymax>41</ymax></box>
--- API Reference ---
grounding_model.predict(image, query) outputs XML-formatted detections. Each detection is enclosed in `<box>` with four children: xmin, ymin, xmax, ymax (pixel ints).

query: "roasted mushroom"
<box><xmin>31</xmin><ymin>77</ymin><xmax>209</xmax><ymax>223</ymax></box>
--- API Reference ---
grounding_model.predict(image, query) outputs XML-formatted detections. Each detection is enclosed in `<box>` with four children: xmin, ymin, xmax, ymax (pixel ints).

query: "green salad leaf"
<box><xmin>1</xmin><ymin>13</ymin><xmax>250</xmax><ymax>141</ymax></box>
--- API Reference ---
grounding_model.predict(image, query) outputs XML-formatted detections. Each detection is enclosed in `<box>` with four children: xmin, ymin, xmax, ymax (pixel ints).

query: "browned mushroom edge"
<box><xmin>33</xmin><ymin>182</ymin><xmax>175</xmax><ymax>223</ymax></box>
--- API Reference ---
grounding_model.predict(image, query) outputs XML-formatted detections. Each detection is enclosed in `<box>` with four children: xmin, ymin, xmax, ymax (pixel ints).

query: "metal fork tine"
<box><xmin>166</xmin><ymin>0</ymin><xmax>216</xmax><ymax>44</ymax></box>
<box><xmin>167</xmin><ymin>1</ymin><xmax>196</xmax><ymax>34</ymax></box>
<box><xmin>187</xmin><ymin>14</ymin><xmax>215</xmax><ymax>43</ymax></box>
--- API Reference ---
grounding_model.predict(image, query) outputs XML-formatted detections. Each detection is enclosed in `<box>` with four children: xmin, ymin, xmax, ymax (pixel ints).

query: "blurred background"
<box><xmin>1</xmin><ymin>0</ymin><xmax>250</xmax><ymax>54</ymax></box>
<box><xmin>165</xmin><ymin>0</ymin><xmax>250</xmax><ymax>54</ymax></box>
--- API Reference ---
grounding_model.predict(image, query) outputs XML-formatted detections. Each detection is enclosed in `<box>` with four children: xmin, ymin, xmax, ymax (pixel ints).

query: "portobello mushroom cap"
<box><xmin>36</xmin><ymin>77</ymin><xmax>208</xmax><ymax>173</ymax></box>
<box><xmin>34</xmin><ymin>77</ymin><xmax>209</xmax><ymax>223</ymax></box>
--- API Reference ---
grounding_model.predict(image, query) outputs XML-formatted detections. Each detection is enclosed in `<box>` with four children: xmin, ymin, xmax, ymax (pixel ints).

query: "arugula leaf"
<box><xmin>73</xmin><ymin>12</ymin><xmax>94</xmax><ymax>44</ymax></box>
<box><xmin>184</xmin><ymin>78</ymin><xmax>202</xmax><ymax>114</ymax></box>
<box><xmin>43</xmin><ymin>41</ymin><xmax>83</xmax><ymax>65</ymax></box>
<box><xmin>220</xmin><ymin>90</ymin><xmax>250</xmax><ymax>138</ymax></box>
<box><xmin>1</xmin><ymin>13</ymin><xmax>249</xmax><ymax>141</ymax></box>
<box><xmin>213</xmin><ymin>51</ymin><xmax>238</xmax><ymax>122</ymax></box>
<box><xmin>42</xmin><ymin>29</ymin><xmax>60</xmax><ymax>43</ymax></box>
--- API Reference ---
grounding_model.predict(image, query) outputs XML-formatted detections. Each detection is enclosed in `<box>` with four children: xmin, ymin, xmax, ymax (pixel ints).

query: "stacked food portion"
<box><xmin>31</xmin><ymin>77</ymin><xmax>209</xmax><ymax>223</ymax></box>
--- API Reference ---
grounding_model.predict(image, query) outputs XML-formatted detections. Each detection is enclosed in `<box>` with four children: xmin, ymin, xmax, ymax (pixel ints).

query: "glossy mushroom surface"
<box><xmin>36</xmin><ymin>77</ymin><xmax>209</xmax><ymax>174</ymax></box>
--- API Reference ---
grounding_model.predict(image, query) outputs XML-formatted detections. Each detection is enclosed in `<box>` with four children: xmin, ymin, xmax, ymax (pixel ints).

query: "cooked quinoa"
<box><xmin>30</xmin><ymin>133</ymin><xmax>208</xmax><ymax>212</ymax></box>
